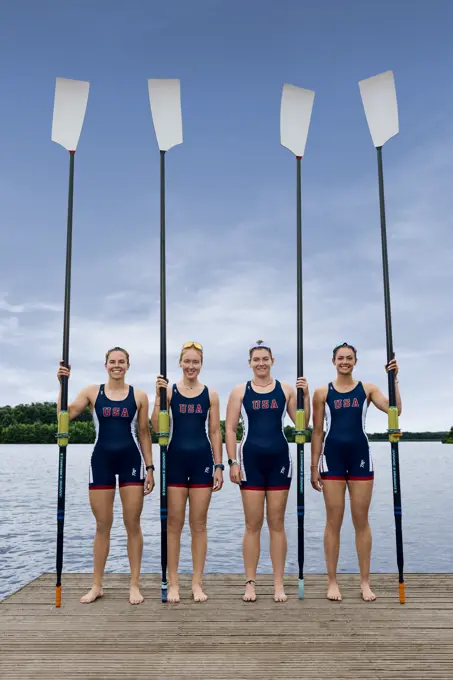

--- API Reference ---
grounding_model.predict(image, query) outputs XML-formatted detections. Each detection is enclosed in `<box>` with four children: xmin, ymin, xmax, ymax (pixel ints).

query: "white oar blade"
<box><xmin>280</xmin><ymin>84</ymin><xmax>315</xmax><ymax>157</ymax></box>
<box><xmin>51</xmin><ymin>77</ymin><xmax>90</xmax><ymax>151</ymax></box>
<box><xmin>148</xmin><ymin>78</ymin><xmax>183</xmax><ymax>151</ymax></box>
<box><xmin>359</xmin><ymin>70</ymin><xmax>399</xmax><ymax>148</ymax></box>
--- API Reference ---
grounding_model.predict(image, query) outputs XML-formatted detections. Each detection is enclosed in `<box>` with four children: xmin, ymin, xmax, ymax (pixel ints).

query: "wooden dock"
<box><xmin>1</xmin><ymin>573</ymin><xmax>452</xmax><ymax>679</ymax></box>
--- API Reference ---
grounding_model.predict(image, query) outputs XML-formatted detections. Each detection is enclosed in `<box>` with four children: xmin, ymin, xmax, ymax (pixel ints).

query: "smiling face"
<box><xmin>180</xmin><ymin>347</ymin><xmax>202</xmax><ymax>380</ymax></box>
<box><xmin>105</xmin><ymin>349</ymin><xmax>130</xmax><ymax>380</ymax></box>
<box><xmin>249</xmin><ymin>347</ymin><xmax>274</xmax><ymax>379</ymax></box>
<box><xmin>332</xmin><ymin>345</ymin><xmax>357</xmax><ymax>376</ymax></box>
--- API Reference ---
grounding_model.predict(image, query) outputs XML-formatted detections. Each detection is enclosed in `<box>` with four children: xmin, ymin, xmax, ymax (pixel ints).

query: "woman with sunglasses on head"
<box><xmin>56</xmin><ymin>347</ymin><xmax>155</xmax><ymax>606</ymax></box>
<box><xmin>311</xmin><ymin>342</ymin><xmax>401</xmax><ymax>602</ymax></box>
<box><xmin>225</xmin><ymin>340</ymin><xmax>309</xmax><ymax>603</ymax></box>
<box><xmin>152</xmin><ymin>341</ymin><xmax>223</xmax><ymax>604</ymax></box>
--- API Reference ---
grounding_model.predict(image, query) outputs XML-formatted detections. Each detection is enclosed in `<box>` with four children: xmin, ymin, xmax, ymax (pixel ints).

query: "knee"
<box><xmin>168</xmin><ymin>514</ymin><xmax>185</xmax><ymax>535</ymax></box>
<box><xmin>267</xmin><ymin>516</ymin><xmax>285</xmax><ymax>533</ymax></box>
<box><xmin>245</xmin><ymin>518</ymin><xmax>263</xmax><ymax>534</ymax></box>
<box><xmin>325</xmin><ymin>512</ymin><xmax>343</xmax><ymax>534</ymax></box>
<box><xmin>95</xmin><ymin>517</ymin><xmax>113</xmax><ymax>535</ymax></box>
<box><xmin>189</xmin><ymin>517</ymin><xmax>207</xmax><ymax>535</ymax></box>
<box><xmin>123</xmin><ymin>516</ymin><xmax>141</xmax><ymax>537</ymax></box>
<box><xmin>351</xmin><ymin>512</ymin><xmax>369</xmax><ymax>532</ymax></box>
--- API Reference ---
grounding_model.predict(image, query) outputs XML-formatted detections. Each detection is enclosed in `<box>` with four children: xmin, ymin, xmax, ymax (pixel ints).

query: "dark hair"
<box><xmin>105</xmin><ymin>346</ymin><xmax>130</xmax><ymax>364</ymax></box>
<box><xmin>332</xmin><ymin>343</ymin><xmax>357</xmax><ymax>360</ymax></box>
<box><xmin>249</xmin><ymin>340</ymin><xmax>273</xmax><ymax>360</ymax></box>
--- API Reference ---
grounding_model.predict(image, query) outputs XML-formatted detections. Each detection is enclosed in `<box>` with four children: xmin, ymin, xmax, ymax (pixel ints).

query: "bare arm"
<box><xmin>56</xmin><ymin>362</ymin><xmax>94</xmax><ymax>421</ymax></box>
<box><xmin>136</xmin><ymin>390</ymin><xmax>153</xmax><ymax>467</ymax></box>
<box><xmin>57</xmin><ymin>384</ymin><xmax>93</xmax><ymax>421</ymax></box>
<box><xmin>366</xmin><ymin>381</ymin><xmax>402</xmax><ymax>416</ymax></box>
<box><xmin>366</xmin><ymin>355</ymin><xmax>402</xmax><ymax>416</ymax></box>
<box><xmin>226</xmin><ymin>386</ymin><xmax>244</xmax><ymax>485</ymax></box>
<box><xmin>225</xmin><ymin>385</ymin><xmax>243</xmax><ymax>462</ymax></box>
<box><xmin>284</xmin><ymin>378</ymin><xmax>311</xmax><ymax>427</ymax></box>
<box><xmin>208</xmin><ymin>391</ymin><xmax>223</xmax><ymax>465</ymax></box>
<box><xmin>311</xmin><ymin>387</ymin><xmax>327</xmax><ymax>467</ymax></box>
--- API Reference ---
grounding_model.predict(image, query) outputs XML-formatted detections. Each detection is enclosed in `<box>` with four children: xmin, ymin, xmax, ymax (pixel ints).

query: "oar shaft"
<box><xmin>160</xmin><ymin>150</ymin><xmax>167</xmax><ymax>382</ymax></box>
<box><xmin>296</xmin><ymin>156</ymin><xmax>305</xmax><ymax>598</ymax></box>
<box><xmin>376</xmin><ymin>146</ymin><xmax>405</xmax><ymax>603</ymax></box>
<box><xmin>377</xmin><ymin>147</ymin><xmax>396</xmax><ymax>405</ymax></box>
<box><xmin>159</xmin><ymin>150</ymin><xmax>168</xmax><ymax>602</ymax></box>
<box><xmin>296</xmin><ymin>157</ymin><xmax>303</xmax><ymax>390</ymax></box>
<box><xmin>56</xmin><ymin>150</ymin><xmax>75</xmax><ymax>607</ymax></box>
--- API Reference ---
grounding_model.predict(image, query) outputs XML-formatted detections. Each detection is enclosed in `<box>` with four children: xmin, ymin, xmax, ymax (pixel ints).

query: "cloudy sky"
<box><xmin>0</xmin><ymin>0</ymin><xmax>452</xmax><ymax>432</ymax></box>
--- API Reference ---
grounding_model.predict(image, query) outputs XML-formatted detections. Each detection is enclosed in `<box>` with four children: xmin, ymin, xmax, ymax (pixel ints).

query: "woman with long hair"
<box><xmin>225</xmin><ymin>340</ymin><xmax>309</xmax><ymax>603</ymax></box>
<box><xmin>311</xmin><ymin>342</ymin><xmax>401</xmax><ymax>602</ymax></box>
<box><xmin>57</xmin><ymin>346</ymin><xmax>155</xmax><ymax>605</ymax></box>
<box><xmin>152</xmin><ymin>341</ymin><xmax>223</xmax><ymax>604</ymax></box>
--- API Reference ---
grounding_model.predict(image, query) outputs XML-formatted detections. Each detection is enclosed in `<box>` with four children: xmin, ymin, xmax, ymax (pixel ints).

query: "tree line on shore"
<box><xmin>0</xmin><ymin>402</ymin><xmax>451</xmax><ymax>444</ymax></box>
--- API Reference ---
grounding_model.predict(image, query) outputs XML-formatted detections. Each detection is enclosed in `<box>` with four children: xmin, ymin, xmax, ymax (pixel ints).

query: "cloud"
<box><xmin>0</xmin><ymin>128</ymin><xmax>452</xmax><ymax>433</ymax></box>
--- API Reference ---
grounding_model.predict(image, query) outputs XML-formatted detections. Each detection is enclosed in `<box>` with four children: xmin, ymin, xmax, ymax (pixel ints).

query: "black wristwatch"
<box><xmin>228</xmin><ymin>459</ymin><xmax>239</xmax><ymax>467</ymax></box>
<box><xmin>214</xmin><ymin>463</ymin><xmax>225</xmax><ymax>471</ymax></box>
<box><xmin>146</xmin><ymin>464</ymin><xmax>155</xmax><ymax>471</ymax></box>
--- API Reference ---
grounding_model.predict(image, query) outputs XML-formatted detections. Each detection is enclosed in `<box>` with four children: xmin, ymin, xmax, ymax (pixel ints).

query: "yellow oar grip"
<box><xmin>56</xmin><ymin>585</ymin><xmax>62</xmax><ymax>608</ymax></box>
<box><xmin>57</xmin><ymin>411</ymin><xmax>69</xmax><ymax>447</ymax></box>
<box><xmin>158</xmin><ymin>410</ymin><xmax>170</xmax><ymax>446</ymax></box>
<box><xmin>399</xmin><ymin>582</ymin><xmax>405</xmax><ymax>604</ymax></box>
<box><xmin>295</xmin><ymin>409</ymin><xmax>306</xmax><ymax>444</ymax></box>
<box><xmin>388</xmin><ymin>406</ymin><xmax>402</xmax><ymax>443</ymax></box>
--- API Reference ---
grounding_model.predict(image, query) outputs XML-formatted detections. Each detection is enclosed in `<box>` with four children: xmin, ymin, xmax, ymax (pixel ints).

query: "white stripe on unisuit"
<box><xmin>239</xmin><ymin>400</ymin><xmax>249</xmax><ymax>482</ymax></box>
<box><xmin>92</xmin><ymin>404</ymin><xmax>100</xmax><ymax>447</ymax></box>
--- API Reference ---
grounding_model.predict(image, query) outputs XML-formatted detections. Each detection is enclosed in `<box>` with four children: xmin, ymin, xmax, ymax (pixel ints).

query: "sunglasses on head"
<box><xmin>182</xmin><ymin>341</ymin><xmax>203</xmax><ymax>351</ymax></box>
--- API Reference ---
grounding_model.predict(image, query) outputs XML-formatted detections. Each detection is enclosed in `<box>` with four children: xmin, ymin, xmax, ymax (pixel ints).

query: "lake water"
<box><xmin>0</xmin><ymin>442</ymin><xmax>451</xmax><ymax>600</ymax></box>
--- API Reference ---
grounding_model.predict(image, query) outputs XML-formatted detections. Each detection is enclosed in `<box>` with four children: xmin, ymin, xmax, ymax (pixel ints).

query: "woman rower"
<box><xmin>225</xmin><ymin>340</ymin><xmax>309</xmax><ymax>603</ymax></box>
<box><xmin>152</xmin><ymin>341</ymin><xmax>223</xmax><ymax>604</ymax></box>
<box><xmin>310</xmin><ymin>342</ymin><xmax>402</xmax><ymax>602</ymax></box>
<box><xmin>57</xmin><ymin>347</ymin><xmax>155</xmax><ymax>605</ymax></box>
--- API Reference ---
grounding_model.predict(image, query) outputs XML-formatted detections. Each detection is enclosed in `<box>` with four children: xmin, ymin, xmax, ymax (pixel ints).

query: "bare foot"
<box><xmin>327</xmin><ymin>582</ymin><xmax>342</xmax><ymax>601</ymax></box>
<box><xmin>274</xmin><ymin>584</ymin><xmax>288</xmax><ymax>602</ymax></box>
<box><xmin>192</xmin><ymin>583</ymin><xmax>208</xmax><ymax>603</ymax></box>
<box><xmin>129</xmin><ymin>585</ymin><xmax>144</xmax><ymax>605</ymax></box>
<box><xmin>242</xmin><ymin>580</ymin><xmax>256</xmax><ymax>602</ymax></box>
<box><xmin>167</xmin><ymin>584</ymin><xmax>180</xmax><ymax>603</ymax></box>
<box><xmin>361</xmin><ymin>582</ymin><xmax>376</xmax><ymax>602</ymax></box>
<box><xmin>80</xmin><ymin>585</ymin><xmax>103</xmax><ymax>604</ymax></box>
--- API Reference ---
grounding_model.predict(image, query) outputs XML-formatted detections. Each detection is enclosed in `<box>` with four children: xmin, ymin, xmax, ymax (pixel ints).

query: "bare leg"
<box><xmin>167</xmin><ymin>486</ymin><xmax>189</xmax><ymax>603</ymax></box>
<box><xmin>266</xmin><ymin>490</ymin><xmax>289</xmax><ymax>602</ymax></box>
<box><xmin>188</xmin><ymin>487</ymin><xmax>212</xmax><ymax>602</ymax></box>
<box><xmin>119</xmin><ymin>484</ymin><xmax>145</xmax><ymax>605</ymax></box>
<box><xmin>322</xmin><ymin>480</ymin><xmax>346</xmax><ymax>601</ymax></box>
<box><xmin>348</xmin><ymin>480</ymin><xmax>376</xmax><ymax>601</ymax></box>
<box><xmin>81</xmin><ymin>488</ymin><xmax>115</xmax><ymax>604</ymax></box>
<box><xmin>241</xmin><ymin>490</ymin><xmax>265</xmax><ymax>602</ymax></box>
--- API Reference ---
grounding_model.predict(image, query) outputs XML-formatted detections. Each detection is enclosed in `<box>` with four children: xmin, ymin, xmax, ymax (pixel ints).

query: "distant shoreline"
<box><xmin>0</xmin><ymin>402</ymin><xmax>451</xmax><ymax>444</ymax></box>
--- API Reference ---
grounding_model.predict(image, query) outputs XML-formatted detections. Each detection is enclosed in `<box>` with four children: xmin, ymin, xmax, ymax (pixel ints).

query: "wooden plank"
<box><xmin>1</xmin><ymin>573</ymin><xmax>452</xmax><ymax>680</ymax></box>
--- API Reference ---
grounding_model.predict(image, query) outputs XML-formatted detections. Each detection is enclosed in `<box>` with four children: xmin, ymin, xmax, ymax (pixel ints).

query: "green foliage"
<box><xmin>441</xmin><ymin>426</ymin><xmax>453</xmax><ymax>444</ymax></box>
<box><xmin>368</xmin><ymin>431</ymin><xmax>448</xmax><ymax>442</ymax></box>
<box><xmin>0</xmin><ymin>401</ymin><xmax>449</xmax><ymax>444</ymax></box>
